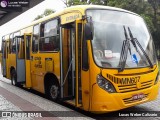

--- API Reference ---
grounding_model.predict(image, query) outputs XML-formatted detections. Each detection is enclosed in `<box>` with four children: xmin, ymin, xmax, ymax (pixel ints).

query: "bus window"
<box><xmin>26</xmin><ymin>35</ymin><xmax>31</xmax><ymax>60</ymax></box>
<box><xmin>12</xmin><ymin>32</ymin><xmax>20</xmax><ymax>53</ymax></box>
<box><xmin>11</xmin><ymin>38</ymin><xmax>16</xmax><ymax>53</ymax></box>
<box><xmin>2</xmin><ymin>41</ymin><xmax>6</xmax><ymax>59</ymax></box>
<box><xmin>9</xmin><ymin>34</ymin><xmax>13</xmax><ymax>54</ymax></box>
<box><xmin>32</xmin><ymin>25</ymin><xmax>39</xmax><ymax>53</ymax></box>
<box><xmin>39</xmin><ymin>19</ymin><xmax>60</xmax><ymax>52</ymax></box>
<box><xmin>18</xmin><ymin>38</ymin><xmax>25</xmax><ymax>59</ymax></box>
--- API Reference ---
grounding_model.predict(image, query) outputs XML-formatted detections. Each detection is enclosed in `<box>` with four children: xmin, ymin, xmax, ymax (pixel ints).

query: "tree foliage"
<box><xmin>34</xmin><ymin>9</ymin><xmax>55</xmax><ymax>21</ymax></box>
<box><xmin>106</xmin><ymin>0</ymin><xmax>160</xmax><ymax>41</ymax></box>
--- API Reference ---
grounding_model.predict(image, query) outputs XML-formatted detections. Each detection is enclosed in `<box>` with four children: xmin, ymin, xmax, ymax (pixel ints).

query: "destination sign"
<box><xmin>61</xmin><ymin>12</ymin><xmax>82</xmax><ymax>24</ymax></box>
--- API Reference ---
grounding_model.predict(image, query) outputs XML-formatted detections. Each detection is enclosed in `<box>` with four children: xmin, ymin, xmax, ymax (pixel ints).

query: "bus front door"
<box><xmin>60</xmin><ymin>20</ymin><xmax>82</xmax><ymax>107</ymax></box>
<box><xmin>24</xmin><ymin>34</ymin><xmax>32</xmax><ymax>87</ymax></box>
<box><xmin>60</xmin><ymin>25</ymin><xmax>75</xmax><ymax>101</ymax></box>
<box><xmin>15</xmin><ymin>36</ymin><xmax>25</xmax><ymax>84</ymax></box>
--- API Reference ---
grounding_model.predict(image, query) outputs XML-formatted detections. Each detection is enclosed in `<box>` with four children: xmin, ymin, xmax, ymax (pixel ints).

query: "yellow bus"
<box><xmin>1</xmin><ymin>5</ymin><xmax>160</xmax><ymax>113</ymax></box>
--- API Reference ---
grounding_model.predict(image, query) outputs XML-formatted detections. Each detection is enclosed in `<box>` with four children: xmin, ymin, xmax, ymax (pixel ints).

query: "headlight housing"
<box><xmin>154</xmin><ymin>72</ymin><xmax>159</xmax><ymax>85</ymax></box>
<box><xmin>97</xmin><ymin>75</ymin><xmax>116</xmax><ymax>93</ymax></box>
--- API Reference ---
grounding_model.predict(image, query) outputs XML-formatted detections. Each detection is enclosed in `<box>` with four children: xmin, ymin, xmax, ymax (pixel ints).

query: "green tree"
<box><xmin>63</xmin><ymin>0</ymin><xmax>106</xmax><ymax>6</ymax></box>
<box><xmin>148</xmin><ymin>0</ymin><xmax>160</xmax><ymax>41</ymax></box>
<box><xmin>106</xmin><ymin>0</ymin><xmax>160</xmax><ymax>40</ymax></box>
<box><xmin>34</xmin><ymin>15</ymin><xmax>43</xmax><ymax>21</ymax></box>
<box><xmin>106</xmin><ymin>0</ymin><xmax>154</xmax><ymax>31</ymax></box>
<box><xmin>61</xmin><ymin>0</ymin><xmax>88</xmax><ymax>7</ymax></box>
<box><xmin>34</xmin><ymin>9</ymin><xmax>55</xmax><ymax>21</ymax></box>
<box><xmin>43</xmin><ymin>9</ymin><xmax>55</xmax><ymax>16</ymax></box>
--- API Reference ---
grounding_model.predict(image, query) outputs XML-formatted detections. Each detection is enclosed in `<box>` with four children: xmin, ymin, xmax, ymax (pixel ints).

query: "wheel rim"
<box><xmin>50</xmin><ymin>85</ymin><xmax>58</xmax><ymax>99</ymax></box>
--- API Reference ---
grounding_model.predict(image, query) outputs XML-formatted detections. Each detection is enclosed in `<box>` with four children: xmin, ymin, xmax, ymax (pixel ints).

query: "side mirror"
<box><xmin>84</xmin><ymin>23</ymin><xmax>93</xmax><ymax>40</ymax></box>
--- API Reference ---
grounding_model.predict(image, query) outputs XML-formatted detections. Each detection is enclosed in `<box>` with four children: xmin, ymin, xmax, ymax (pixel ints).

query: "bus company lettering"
<box><xmin>34</xmin><ymin>57</ymin><xmax>42</xmax><ymax>68</ymax></box>
<box><xmin>66</xmin><ymin>14</ymin><xmax>80</xmax><ymax>22</ymax></box>
<box><xmin>106</xmin><ymin>74</ymin><xmax>140</xmax><ymax>85</ymax></box>
<box><xmin>34</xmin><ymin>57</ymin><xmax>41</xmax><ymax>60</ymax></box>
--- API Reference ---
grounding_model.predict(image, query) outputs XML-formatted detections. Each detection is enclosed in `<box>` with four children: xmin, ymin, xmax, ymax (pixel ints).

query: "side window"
<box><xmin>26</xmin><ymin>35</ymin><xmax>31</xmax><ymax>60</ymax></box>
<box><xmin>32</xmin><ymin>25</ymin><xmax>39</xmax><ymax>53</ymax></box>
<box><xmin>4</xmin><ymin>42</ymin><xmax>6</xmax><ymax>59</ymax></box>
<box><xmin>2</xmin><ymin>37</ymin><xmax>4</xmax><ymax>54</ymax></box>
<box><xmin>18</xmin><ymin>37</ymin><xmax>25</xmax><ymax>59</ymax></box>
<box><xmin>39</xmin><ymin>19</ymin><xmax>60</xmax><ymax>52</ymax></box>
<box><xmin>12</xmin><ymin>32</ymin><xmax>20</xmax><ymax>53</ymax></box>
<box><xmin>9</xmin><ymin>34</ymin><xmax>13</xmax><ymax>54</ymax></box>
<box><xmin>2</xmin><ymin>37</ymin><xmax>6</xmax><ymax>58</ymax></box>
<box><xmin>12</xmin><ymin>38</ymin><xmax>16</xmax><ymax>53</ymax></box>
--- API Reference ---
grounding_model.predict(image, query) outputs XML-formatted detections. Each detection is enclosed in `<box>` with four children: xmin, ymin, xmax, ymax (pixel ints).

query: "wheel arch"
<box><xmin>44</xmin><ymin>72</ymin><xmax>60</xmax><ymax>94</ymax></box>
<box><xmin>10</xmin><ymin>66</ymin><xmax>16</xmax><ymax>78</ymax></box>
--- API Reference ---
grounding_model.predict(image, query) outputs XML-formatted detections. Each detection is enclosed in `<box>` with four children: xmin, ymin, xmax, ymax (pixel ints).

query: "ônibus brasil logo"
<box><xmin>1</xmin><ymin>0</ymin><xmax>7</xmax><ymax>8</ymax></box>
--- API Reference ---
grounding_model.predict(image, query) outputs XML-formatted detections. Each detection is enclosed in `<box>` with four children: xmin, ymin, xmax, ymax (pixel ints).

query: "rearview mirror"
<box><xmin>84</xmin><ymin>22</ymin><xmax>93</xmax><ymax>41</ymax></box>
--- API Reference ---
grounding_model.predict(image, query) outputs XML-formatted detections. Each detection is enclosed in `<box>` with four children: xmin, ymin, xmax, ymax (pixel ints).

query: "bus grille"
<box><xmin>123</xmin><ymin>93</ymin><xmax>149</xmax><ymax>104</ymax></box>
<box><xmin>117</xmin><ymin>80</ymin><xmax>153</xmax><ymax>93</ymax></box>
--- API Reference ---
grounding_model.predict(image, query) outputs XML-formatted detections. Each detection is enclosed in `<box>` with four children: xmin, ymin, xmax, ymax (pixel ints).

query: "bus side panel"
<box><xmin>8</xmin><ymin>54</ymin><xmax>16</xmax><ymax>79</ymax></box>
<box><xmin>81</xmin><ymin>70</ymin><xmax>90</xmax><ymax>110</ymax></box>
<box><xmin>31</xmin><ymin>53</ymin><xmax>60</xmax><ymax>93</ymax></box>
<box><xmin>30</xmin><ymin>53</ymin><xmax>42</xmax><ymax>92</ymax></box>
<box><xmin>25</xmin><ymin>60</ymin><xmax>31</xmax><ymax>87</ymax></box>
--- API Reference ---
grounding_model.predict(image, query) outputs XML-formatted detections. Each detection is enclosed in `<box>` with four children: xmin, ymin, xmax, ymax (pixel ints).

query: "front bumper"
<box><xmin>90</xmin><ymin>81</ymin><xmax>160</xmax><ymax>113</ymax></box>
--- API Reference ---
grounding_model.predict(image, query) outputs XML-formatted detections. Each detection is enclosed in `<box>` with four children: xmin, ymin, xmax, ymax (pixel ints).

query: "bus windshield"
<box><xmin>87</xmin><ymin>9</ymin><xmax>157</xmax><ymax>69</ymax></box>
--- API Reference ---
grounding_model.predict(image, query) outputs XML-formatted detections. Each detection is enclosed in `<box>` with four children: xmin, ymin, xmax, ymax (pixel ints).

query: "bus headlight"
<box><xmin>97</xmin><ymin>75</ymin><xmax>116</xmax><ymax>93</ymax></box>
<box><xmin>154</xmin><ymin>72</ymin><xmax>159</xmax><ymax>85</ymax></box>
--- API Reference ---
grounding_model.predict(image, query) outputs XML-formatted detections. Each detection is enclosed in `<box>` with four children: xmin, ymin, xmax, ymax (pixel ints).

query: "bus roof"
<box><xmin>32</xmin><ymin>5</ymin><xmax>138</xmax><ymax>25</ymax></box>
<box><xmin>3</xmin><ymin>5</ymin><xmax>138</xmax><ymax>37</ymax></box>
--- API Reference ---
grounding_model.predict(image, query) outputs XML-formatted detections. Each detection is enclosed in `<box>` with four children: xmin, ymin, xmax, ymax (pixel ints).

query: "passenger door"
<box><xmin>15</xmin><ymin>36</ymin><xmax>25</xmax><ymax>83</ymax></box>
<box><xmin>60</xmin><ymin>20</ymin><xmax>82</xmax><ymax>107</ymax></box>
<box><xmin>60</xmin><ymin>25</ymin><xmax>75</xmax><ymax>100</ymax></box>
<box><xmin>30</xmin><ymin>24</ymin><xmax>39</xmax><ymax>91</ymax></box>
<box><xmin>75</xmin><ymin>20</ymin><xmax>82</xmax><ymax>106</ymax></box>
<box><xmin>24</xmin><ymin>34</ymin><xmax>32</xmax><ymax>87</ymax></box>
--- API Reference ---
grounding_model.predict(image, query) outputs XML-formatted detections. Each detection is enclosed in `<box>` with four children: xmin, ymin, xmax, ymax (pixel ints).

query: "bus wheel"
<box><xmin>48</xmin><ymin>83</ymin><xmax>59</xmax><ymax>101</ymax></box>
<box><xmin>11</xmin><ymin>70</ymin><xmax>17</xmax><ymax>86</ymax></box>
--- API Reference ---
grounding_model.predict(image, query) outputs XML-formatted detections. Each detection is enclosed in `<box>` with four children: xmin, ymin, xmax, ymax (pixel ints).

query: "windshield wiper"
<box><xmin>118</xmin><ymin>26</ymin><xmax>131</xmax><ymax>72</ymax></box>
<box><xmin>128</xmin><ymin>27</ymin><xmax>153</xmax><ymax>68</ymax></box>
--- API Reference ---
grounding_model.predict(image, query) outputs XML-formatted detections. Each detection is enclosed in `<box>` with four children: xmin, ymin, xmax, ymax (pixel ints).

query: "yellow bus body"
<box><xmin>1</xmin><ymin>5</ymin><xmax>160</xmax><ymax>113</ymax></box>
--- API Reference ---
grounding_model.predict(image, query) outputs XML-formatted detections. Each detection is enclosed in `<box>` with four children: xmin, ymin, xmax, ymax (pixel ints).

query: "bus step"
<box><xmin>60</xmin><ymin>96</ymin><xmax>74</xmax><ymax>101</ymax></box>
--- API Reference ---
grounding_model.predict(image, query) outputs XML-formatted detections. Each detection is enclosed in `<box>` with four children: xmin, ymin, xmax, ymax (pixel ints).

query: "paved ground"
<box><xmin>0</xmin><ymin>71</ymin><xmax>159</xmax><ymax>120</ymax></box>
<box><xmin>0</xmin><ymin>76</ymin><xmax>92</xmax><ymax>120</ymax></box>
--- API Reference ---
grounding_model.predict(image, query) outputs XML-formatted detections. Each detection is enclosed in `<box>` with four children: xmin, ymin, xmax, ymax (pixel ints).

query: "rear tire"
<box><xmin>47</xmin><ymin>82</ymin><xmax>59</xmax><ymax>101</ymax></box>
<box><xmin>11</xmin><ymin>70</ymin><xmax>17</xmax><ymax>86</ymax></box>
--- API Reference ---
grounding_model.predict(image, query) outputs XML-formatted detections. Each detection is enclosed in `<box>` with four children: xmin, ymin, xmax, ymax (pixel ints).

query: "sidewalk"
<box><xmin>0</xmin><ymin>76</ymin><xmax>92</xmax><ymax>120</ymax></box>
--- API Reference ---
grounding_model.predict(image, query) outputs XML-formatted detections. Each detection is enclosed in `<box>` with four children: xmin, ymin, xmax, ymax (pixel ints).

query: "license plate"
<box><xmin>132</xmin><ymin>93</ymin><xmax>145</xmax><ymax>100</ymax></box>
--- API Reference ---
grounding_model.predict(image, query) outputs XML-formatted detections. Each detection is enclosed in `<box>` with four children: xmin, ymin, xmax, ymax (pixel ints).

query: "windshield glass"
<box><xmin>87</xmin><ymin>9</ymin><xmax>157</xmax><ymax>68</ymax></box>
